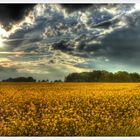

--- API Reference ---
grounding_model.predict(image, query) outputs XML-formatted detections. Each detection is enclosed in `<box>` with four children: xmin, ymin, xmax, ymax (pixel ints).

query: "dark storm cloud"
<box><xmin>52</xmin><ymin>40</ymin><xmax>74</xmax><ymax>52</ymax></box>
<box><xmin>61</xmin><ymin>4</ymin><xmax>133</xmax><ymax>14</ymax></box>
<box><xmin>101</xmin><ymin>27</ymin><xmax>140</xmax><ymax>63</ymax></box>
<box><xmin>53</xmin><ymin>9</ymin><xmax>140</xmax><ymax>66</ymax></box>
<box><xmin>76</xmin><ymin>11</ymin><xmax>140</xmax><ymax>66</ymax></box>
<box><xmin>0</xmin><ymin>4</ymin><xmax>35</xmax><ymax>30</ymax></box>
<box><xmin>78</xmin><ymin>43</ymin><xmax>102</xmax><ymax>52</ymax></box>
<box><xmin>61</xmin><ymin>4</ymin><xmax>93</xmax><ymax>13</ymax></box>
<box><xmin>5</xmin><ymin>4</ymin><xmax>135</xmax><ymax>57</ymax></box>
<box><xmin>60</xmin><ymin>4</ymin><xmax>121</xmax><ymax>13</ymax></box>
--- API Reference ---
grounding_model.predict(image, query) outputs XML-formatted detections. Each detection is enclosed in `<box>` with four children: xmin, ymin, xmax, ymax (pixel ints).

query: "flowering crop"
<box><xmin>0</xmin><ymin>82</ymin><xmax>140</xmax><ymax>136</ymax></box>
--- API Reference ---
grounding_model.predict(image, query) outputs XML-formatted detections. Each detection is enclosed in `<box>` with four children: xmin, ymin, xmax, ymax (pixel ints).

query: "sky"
<box><xmin>0</xmin><ymin>4</ymin><xmax>140</xmax><ymax>81</ymax></box>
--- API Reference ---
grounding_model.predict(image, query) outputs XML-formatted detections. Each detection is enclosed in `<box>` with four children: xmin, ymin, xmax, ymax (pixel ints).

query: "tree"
<box><xmin>114</xmin><ymin>71</ymin><xmax>132</xmax><ymax>82</ymax></box>
<box><xmin>130</xmin><ymin>73</ymin><xmax>140</xmax><ymax>82</ymax></box>
<box><xmin>54</xmin><ymin>80</ymin><xmax>62</xmax><ymax>82</ymax></box>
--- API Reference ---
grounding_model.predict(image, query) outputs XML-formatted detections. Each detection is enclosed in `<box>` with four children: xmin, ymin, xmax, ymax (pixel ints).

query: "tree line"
<box><xmin>2</xmin><ymin>77</ymin><xmax>36</xmax><ymax>82</ymax></box>
<box><xmin>1</xmin><ymin>77</ymin><xmax>62</xmax><ymax>82</ymax></box>
<box><xmin>1</xmin><ymin>70</ymin><xmax>140</xmax><ymax>82</ymax></box>
<box><xmin>64</xmin><ymin>70</ymin><xmax>140</xmax><ymax>82</ymax></box>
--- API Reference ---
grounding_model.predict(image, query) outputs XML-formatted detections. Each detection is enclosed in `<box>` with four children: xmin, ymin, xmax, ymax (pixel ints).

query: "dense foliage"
<box><xmin>65</xmin><ymin>70</ymin><xmax>140</xmax><ymax>82</ymax></box>
<box><xmin>2</xmin><ymin>77</ymin><xmax>36</xmax><ymax>82</ymax></box>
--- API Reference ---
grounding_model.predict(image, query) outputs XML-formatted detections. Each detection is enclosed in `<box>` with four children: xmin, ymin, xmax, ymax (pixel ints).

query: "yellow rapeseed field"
<box><xmin>0</xmin><ymin>82</ymin><xmax>140</xmax><ymax>136</ymax></box>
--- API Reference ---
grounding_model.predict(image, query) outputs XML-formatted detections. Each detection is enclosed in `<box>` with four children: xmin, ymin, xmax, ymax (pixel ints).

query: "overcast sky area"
<box><xmin>0</xmin><ymin>4</ymin><xmax>140</xmax><ymax>80</ymax></box>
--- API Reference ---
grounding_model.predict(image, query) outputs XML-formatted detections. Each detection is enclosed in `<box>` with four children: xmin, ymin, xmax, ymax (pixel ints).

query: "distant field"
<box><xmin>0</xmin><ymin>82</ymin><xmax>140</xmax><ymax>136</ymax></box>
